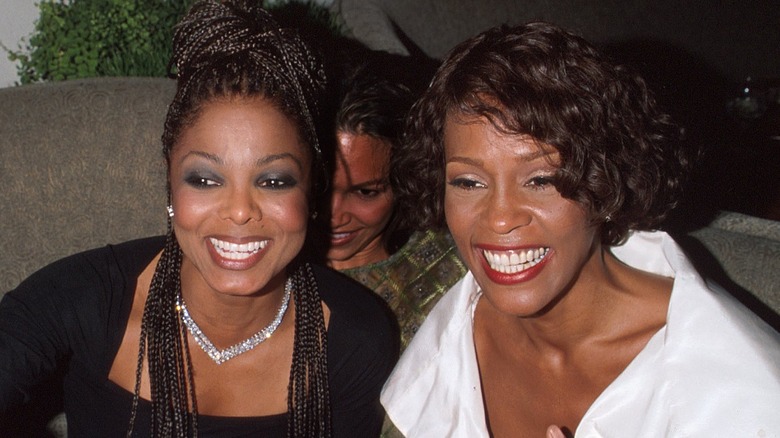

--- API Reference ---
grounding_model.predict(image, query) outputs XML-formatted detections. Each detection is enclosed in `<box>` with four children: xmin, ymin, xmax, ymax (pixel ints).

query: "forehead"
<box><xmin>443</xmin><ymin>112</ymin><xmax>559</xmax><ymax>163</ymax></box>
<box><xmin>334</xmin><ymin>132</ymin><xmax>391</xmax><ymax>177</ymax></box>
<box><xmin>337</xmin><ymin>132</ymin><xmax>391</xmax><ymax>160</ymax></box>
<box><xmin>175</xmin><ymin>97</ymin><xmax>309</xmax><ymax>159</ymax></box>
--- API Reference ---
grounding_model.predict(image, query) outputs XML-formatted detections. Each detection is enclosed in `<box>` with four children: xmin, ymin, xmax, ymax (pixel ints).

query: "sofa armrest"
<box><xmin>0</xmin><ymin>77</ymin><xmax>174</xmax><ymax>294</ymax></box>
<box><xmin>682</xmin><ymin>211</ymin><xmax>780</xmax><ymax>328</ymax></box>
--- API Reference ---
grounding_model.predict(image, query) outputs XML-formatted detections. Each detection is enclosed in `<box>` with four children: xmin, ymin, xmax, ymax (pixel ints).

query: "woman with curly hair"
<box><xmin>381</xmin><ymin>22</ymin><xmax>780</xmax><ymax>437</ymax></box>
<box><xmin>0</xmin><ymin>1</ymin><xmax>396</xmax><ymax>436</ymax></box>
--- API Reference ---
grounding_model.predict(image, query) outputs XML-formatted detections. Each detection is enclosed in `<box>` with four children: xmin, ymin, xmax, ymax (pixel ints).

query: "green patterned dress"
<box><xmin>340</xmin><ymin>229</ymin><xmax>468</xmax><ymax>350</ymax></box>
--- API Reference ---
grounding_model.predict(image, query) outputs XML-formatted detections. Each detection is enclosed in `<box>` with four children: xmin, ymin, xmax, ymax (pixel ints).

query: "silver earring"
<box><xmin>311</xmin><ymin>210</ymin><xmax>318</xmax><ymax>220</ymax></box>
<box><xmin>605</xmin><ymin>214</ymin><xmax>612</xmax><ymax>222</ymax></box>
<box><xmin>166</xmin><ymin>205</ymin><xmax>175</xmax><ymax>218</ymax></box>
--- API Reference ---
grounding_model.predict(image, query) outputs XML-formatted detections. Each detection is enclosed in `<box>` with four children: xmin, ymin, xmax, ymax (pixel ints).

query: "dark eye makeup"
<box><xmin>258</xmin><ymin>173</ymin><xmax>298</xmax><ymax>189</ymax></box>
<box><xmin>184</xmin><ymin>171</ymin><xmax>221</xmax><ymax>188</ymax></box>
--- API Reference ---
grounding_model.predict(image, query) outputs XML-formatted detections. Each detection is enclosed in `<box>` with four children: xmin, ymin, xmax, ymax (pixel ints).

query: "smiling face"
<box><xmin>169</xmin><ymin>97</ymin><xmax>311</xmax><ymax>297</ymax></box>
<box><xmin>443</xmin><ymin>113</ymin><xmax>601</xmax><ymax>317</ymax></box>
<box><xmin>326</xmin><ymin>131</ymin><xmax>394</xmax><ymax>270</ymax></box>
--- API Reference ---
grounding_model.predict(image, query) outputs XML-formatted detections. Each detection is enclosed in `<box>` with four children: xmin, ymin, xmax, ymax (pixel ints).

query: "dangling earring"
<box><xmin>167</xmin><ymin>205</ymin><xmax>175</xmax><ymax>218</ymax></box>
<box><xmin>605</xmin><ymin>214</ymin><xmax>612</xmax><ymax>222</ymax></box>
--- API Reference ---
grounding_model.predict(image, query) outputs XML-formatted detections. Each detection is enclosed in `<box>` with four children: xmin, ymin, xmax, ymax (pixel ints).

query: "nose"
<box><xmin>484</xmin><ymin>186</ymin><xmax>532</xmax><ymax>234</ymax></box>
<box><xmin>329</xmin><ymin>193</ymin><xmax>350</xmax><ymax>228</ymax></box>
<box><xmin>220</xmin><ymin>187</ymin><xmax>261</xmax><ymax>224</ymax></box>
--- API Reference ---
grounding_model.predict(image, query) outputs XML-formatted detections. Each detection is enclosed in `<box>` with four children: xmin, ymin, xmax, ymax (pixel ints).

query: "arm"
<box><xmin>0</xmin><ymin>273</ymin><xmax>71</xmax><ymax>412</ymax></box>
<box><xmin>0</xmin><ymin>245</ymin><xmax>123</xmax><ymax>414</ymax></box>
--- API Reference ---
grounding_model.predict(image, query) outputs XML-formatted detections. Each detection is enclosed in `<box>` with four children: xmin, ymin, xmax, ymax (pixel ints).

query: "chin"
<box><xmin>206</xmin><ymin>272</ymin><xmax>279</xmax><ymax>297</ymax></box>
<box><xmin>326</xmin><ymin>250</ymin><xmax>353</xmax><ymax>264</ymax></box>
<box><xmin>477</xmin><ymin>283</ymin><xmax>554</xmax><ymax>318</ymax></box>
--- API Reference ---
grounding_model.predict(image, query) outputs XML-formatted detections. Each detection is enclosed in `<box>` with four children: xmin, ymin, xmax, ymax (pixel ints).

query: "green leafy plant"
<box><xmin>6</xmin><ymin>0</ymin><xmax>344</xmax><ymax>84</ymax></box>
<box><xmin>7</xmin><ymin>0</ymin><xmax>195</xmax><ymax>84</ymax></box>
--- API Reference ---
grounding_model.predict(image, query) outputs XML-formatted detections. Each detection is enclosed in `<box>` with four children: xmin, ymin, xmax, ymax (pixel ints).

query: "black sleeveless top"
<box><xmin>0</xmin><ymin>236</ymin><xmax>398</xmax><ymax>437</ymax></box>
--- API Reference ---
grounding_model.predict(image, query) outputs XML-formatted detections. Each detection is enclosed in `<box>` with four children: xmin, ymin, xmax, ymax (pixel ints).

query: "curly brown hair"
<box><xmin>391</xmin><ymin>21</ymin><xmax>689</xmax><ymax>246</ymax></box>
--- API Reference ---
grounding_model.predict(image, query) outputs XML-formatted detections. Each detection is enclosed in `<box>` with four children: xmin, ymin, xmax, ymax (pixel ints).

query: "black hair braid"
<box><xmin>162</xmin><ymin>0</ymin><xmax>327</xmax><ymax>200</ymax></box>
<box><xmin>128</xmin><ymin>231</ymin><xmax>197</xmax><ymax>437</ymax></box>
<box><xmin>288</xmin><ymin>262</ymin><xmax>332</xmax><ymax>437</ymax></box>
<box><xmin>129</xmin><ymin>1</ymin><xmax>332</xmax><ymax>436</ymax></box>
<box><xmin>164</xmin><ymin>0</ymin><xmax>325</xmax><ymax>160</ymax></box>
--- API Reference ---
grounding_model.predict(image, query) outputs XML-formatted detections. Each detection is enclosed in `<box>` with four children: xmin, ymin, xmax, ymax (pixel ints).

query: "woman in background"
<box><xmin>0</xmin><ymin>1</ymin><xmax>395</xmax><ymax>436</ymax></box>
<box><xmin>321</xmin><ymin>51</ymin><xmax>467</xmax><ymax>349</ymax></box>
<box><xmin>381</xmin><ymin>21</ymin><xmax>780</xmax><ymax>437</ymax></box>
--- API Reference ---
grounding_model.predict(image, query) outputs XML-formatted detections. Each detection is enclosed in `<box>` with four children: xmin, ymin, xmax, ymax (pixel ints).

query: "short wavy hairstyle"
<box><xmin>391</xmin><ymin>21</ymin><xmax>689</xmax><ymax>246</ymax></box>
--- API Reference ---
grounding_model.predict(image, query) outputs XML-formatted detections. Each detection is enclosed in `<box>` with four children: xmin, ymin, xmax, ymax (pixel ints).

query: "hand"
<box><xmin>547</xmin><ymin>425</ymin><xmax>567</xmax><ymax>438</ymax></box>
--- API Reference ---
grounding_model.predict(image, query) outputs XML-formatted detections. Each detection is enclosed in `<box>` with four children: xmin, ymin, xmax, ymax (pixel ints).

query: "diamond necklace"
<box><xmin>177</xmin><ymin>278</ymin><xmax>292</xmax><ymax>365</ymax></box>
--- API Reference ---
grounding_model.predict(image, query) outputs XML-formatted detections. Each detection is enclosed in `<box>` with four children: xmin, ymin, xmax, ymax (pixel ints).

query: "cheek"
<box><xmin>444</xmin><ymin>192</ymin><xmax>472</xmax><ymax>235</ymax></box>
<box><xmin>543</xmin><ymin>201</ymin><xmax>591</xmax><ymax>234</ymax></box>
<box><xmin>271</xmin><ymin>193</ymin><xmax>310</xmax><ymax>234</ymax></box>
<box><xmin>170</xmin><ymin>187</ymin><xmax>213</xmax><ymax>232</ymax></box>
<box><xmin>444</xmin><ymin>198</ymin><xmax>478</xmax><ymax>269</ymax></box>
<box><xmin>355</xmin><ymin>195</ymin><xmax>395</xmax><ymax>227</ymax></box>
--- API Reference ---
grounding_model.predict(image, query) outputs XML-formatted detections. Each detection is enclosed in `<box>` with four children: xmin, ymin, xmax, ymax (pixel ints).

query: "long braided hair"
<box><xmin>127</xmin><ymin>1</ymin><xmax>331</xmax><ymax>436</ymax></box>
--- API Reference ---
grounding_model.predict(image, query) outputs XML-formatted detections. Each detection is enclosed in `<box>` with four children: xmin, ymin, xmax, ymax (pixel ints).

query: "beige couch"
<box><xmin>2</xmin><ymin>74</ymin><xmax>773</xmax><ymax>317</ymax></box>
<box><xmin>3</xmin><ymin>83</ymin><xmax>778</xmax><ymax>315</ymax></box>
<box><xmin>0</xmin><ymin>77</ymin><xmax>174</xmax><ymax>436</ymax></box>
<box><xmin>0</xmin><ymin>77</ymin><xmax>173</xmax><ymax>293</ymax></box>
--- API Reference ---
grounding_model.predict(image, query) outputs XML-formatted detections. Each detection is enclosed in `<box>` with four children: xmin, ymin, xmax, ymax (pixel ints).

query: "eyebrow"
<box><xmin>180</xmin><ymin>150</ymin><xmax>222</xmax><ymax>165</ymax></box>
<box><xmin>446</xmin><ymin>148</ymin><xmax>555</xmax><ymax>166</ymax></box>
<box><xmin>350</xmin><ymin>178</ymin><xmax>389</xmax><ymax>189</ymax></box>
<box><xmin>180</xmin><ymin>151</ymin><xmax>304</xmax><ymax>171</ymax></box>
<box><xmin>257</xmin><ymin>153</ymin><xmax>304</xmax><ymax>171</ymax></box>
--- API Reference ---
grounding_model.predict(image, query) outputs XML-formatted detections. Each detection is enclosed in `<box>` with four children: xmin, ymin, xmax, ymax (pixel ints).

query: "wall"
<box><xmin>340</xmin><ymin>0</ymin><xmax>779</xmax><ymax>85</ymax></box>
<box><xmin>0</xmin><ymin>0</ymin><xmax>38</xmax><ymax>88</ymax></box>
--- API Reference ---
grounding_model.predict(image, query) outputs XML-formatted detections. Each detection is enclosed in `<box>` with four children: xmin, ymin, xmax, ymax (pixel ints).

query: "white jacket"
<box><xmin>381</xmin><ymin>231</ymin><xmax>780</xmax><ymax>437</ymax></box>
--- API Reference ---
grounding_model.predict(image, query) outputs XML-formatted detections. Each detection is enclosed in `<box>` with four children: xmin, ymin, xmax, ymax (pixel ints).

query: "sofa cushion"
<box><xmin>681</xmin><ymin>211</ymin><xmax>780</xmax><ymax>328</ymax></box>
<box><xmin>0</xmin><ymin>77</ymin><xmax>174</xmax><ymax>293</ymax></box>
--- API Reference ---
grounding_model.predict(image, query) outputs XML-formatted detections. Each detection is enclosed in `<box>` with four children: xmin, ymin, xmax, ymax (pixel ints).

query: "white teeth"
<box><xmin>482</xmin><ymin>247</ymin><xmax>549</xmax><ymax>273</ymax></box>
<box><xmin>209</xmin><ymin>238</ymin><xmax>267</xmax><ymax>260</ymax></box>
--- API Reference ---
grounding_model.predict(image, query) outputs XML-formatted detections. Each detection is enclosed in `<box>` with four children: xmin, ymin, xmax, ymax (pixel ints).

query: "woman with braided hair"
<box><xmin>0</xmin><ymin>1</ymin><xmax>396</xmax><ymax>436</ymax></box>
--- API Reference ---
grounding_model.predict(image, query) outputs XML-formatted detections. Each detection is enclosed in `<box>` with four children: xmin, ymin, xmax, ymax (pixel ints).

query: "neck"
<box><xmin>329</xmin><ymin>238</ymin><xmax>389</xmax><ymax>271</ymax></box>
<box><xmin>481</xmin><ymin>248</ymin><xmax>632</xmax><ymax>355</ymax></box>
<box><xmin>178</xmin><ymin>260</ymin><xmax>290</xmax><ymax>345</ymax></box>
